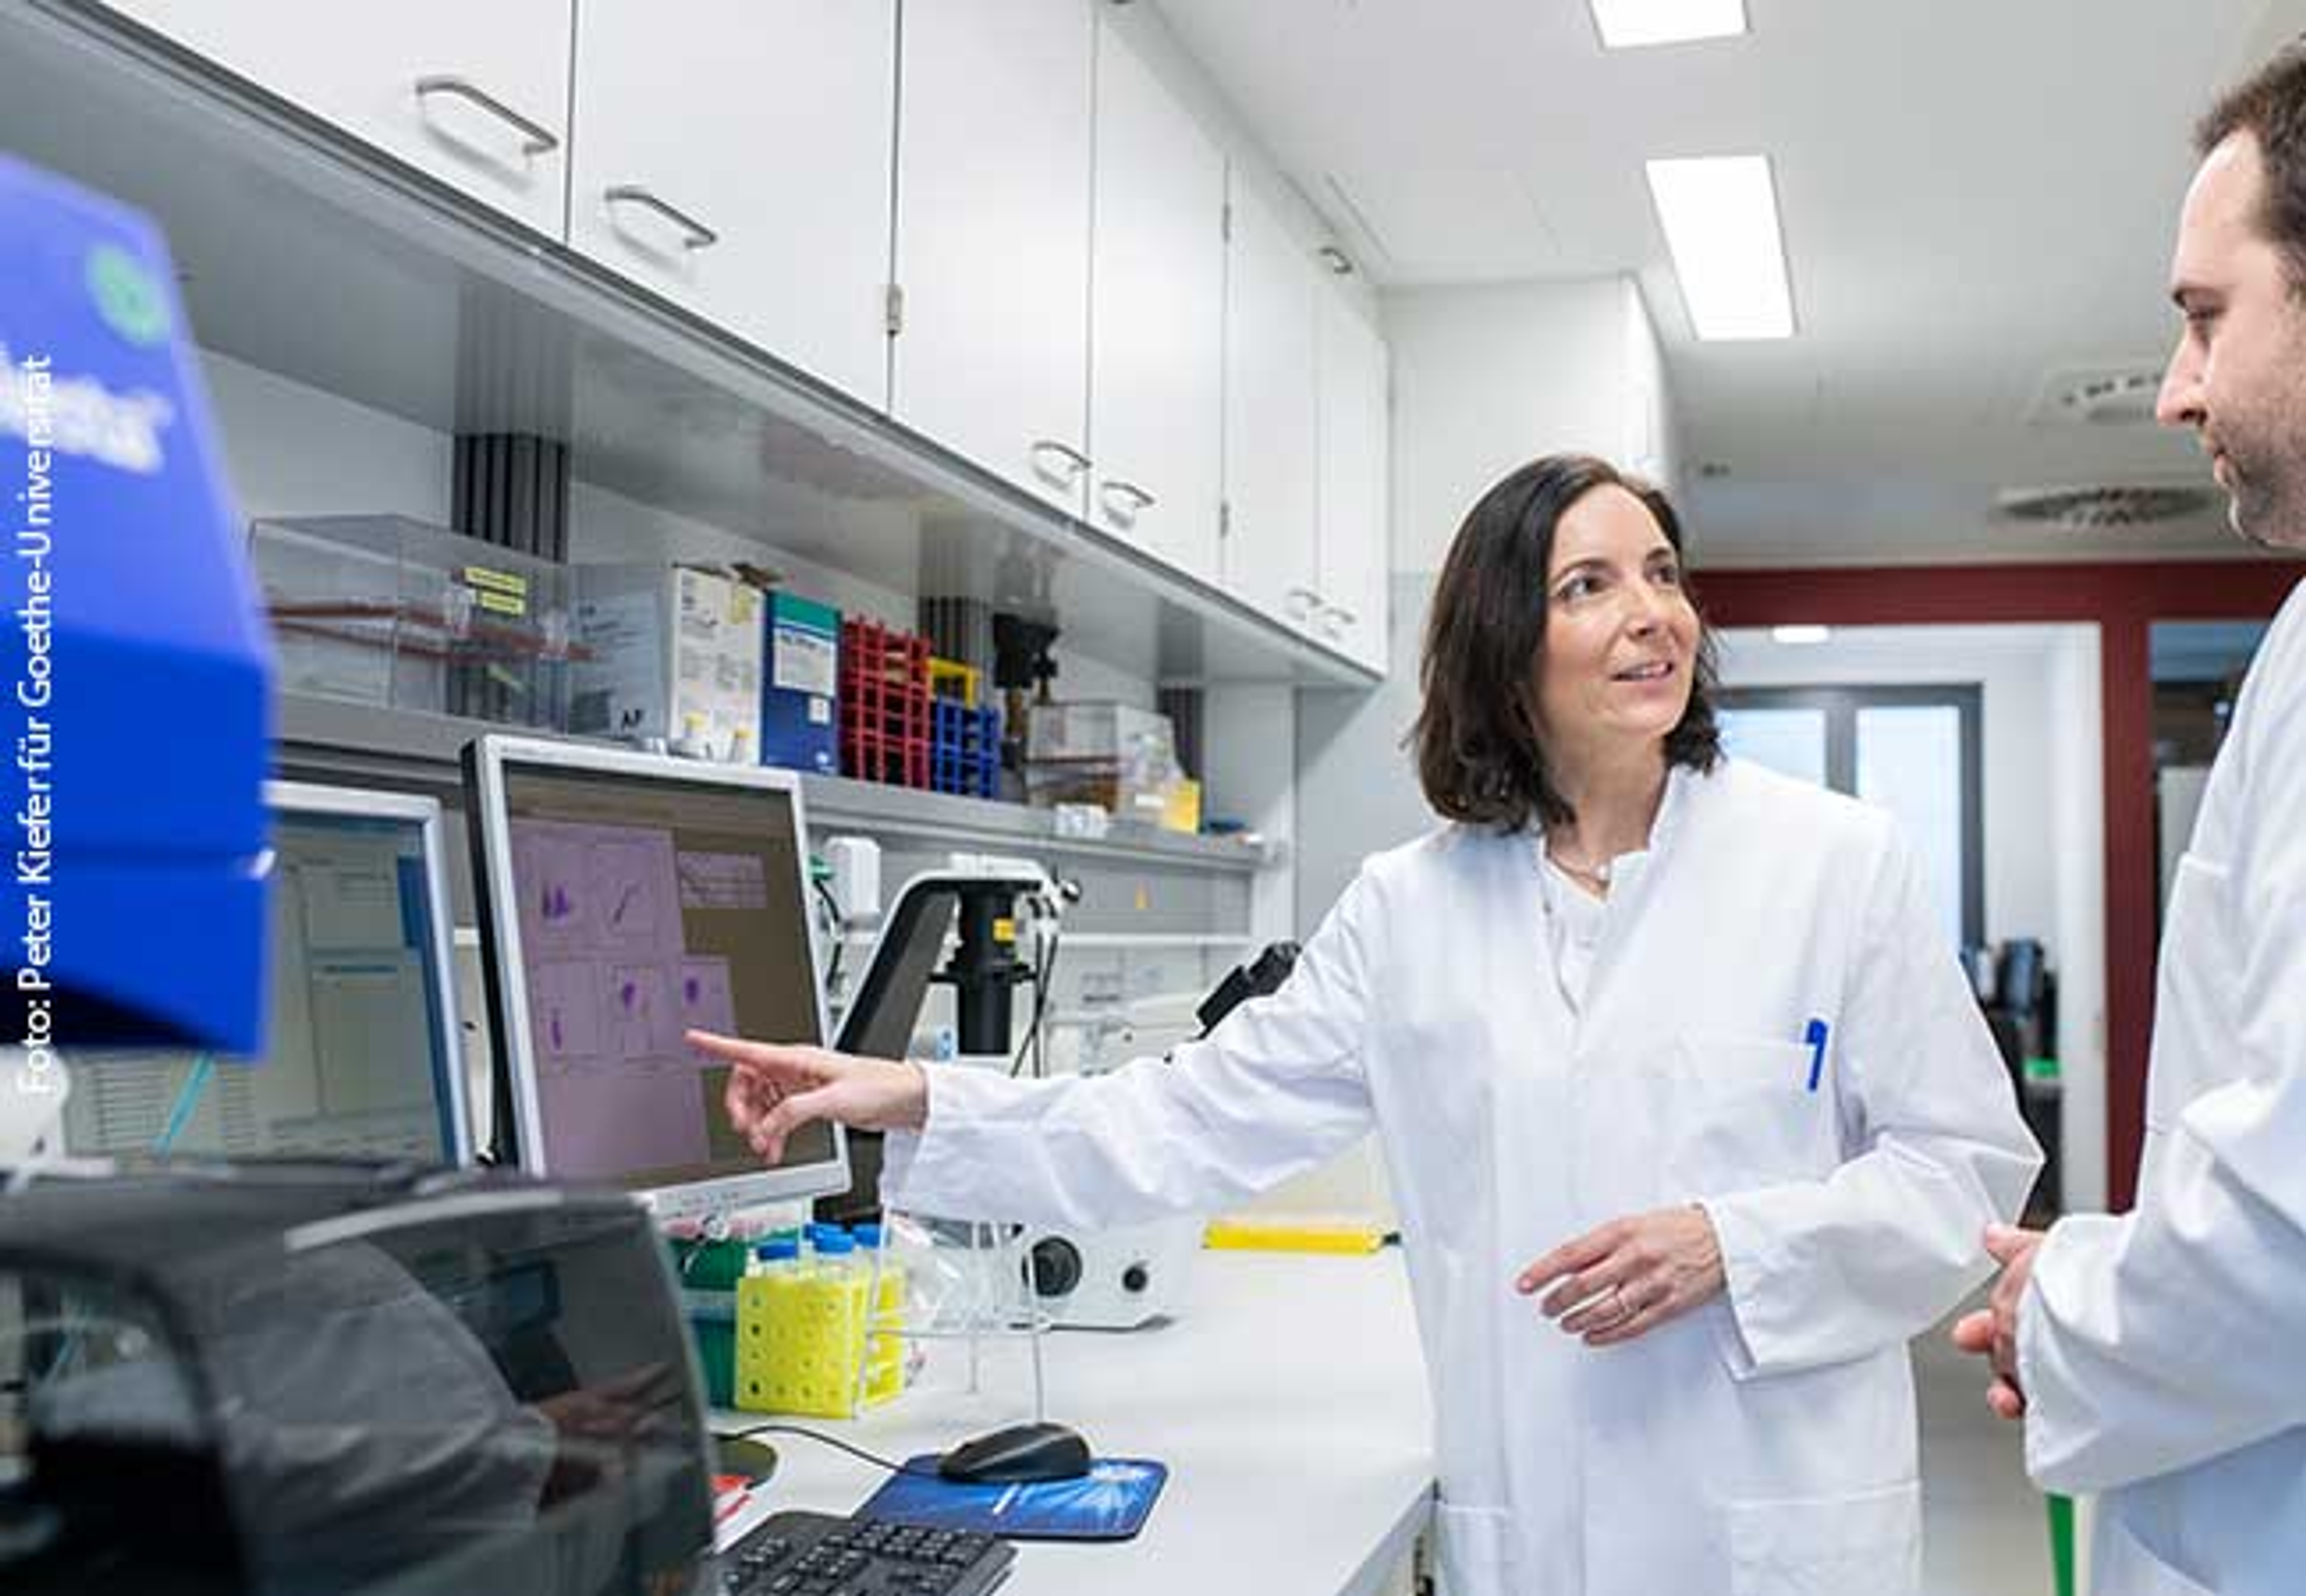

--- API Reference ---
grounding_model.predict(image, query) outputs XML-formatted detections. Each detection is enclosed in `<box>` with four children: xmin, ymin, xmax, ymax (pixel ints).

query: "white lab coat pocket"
<box><xmin>1725</xmin><ymin>1481</ymin><xmax>1920</xmax><ymax>1596</ymax></box>
<box><xmin>1433</xmin><ymin>1502</ymin><xmax>1518</xmax><ymax>1596</ymax></box>
<box><xmin>1670</xmin><ymin>1035</ymin><xmax>1840</xmax><ymax>1196</ymax></box>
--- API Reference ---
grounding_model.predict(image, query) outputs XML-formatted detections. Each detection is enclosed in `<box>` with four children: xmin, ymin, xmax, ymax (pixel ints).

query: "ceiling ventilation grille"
<box><xmin>2026</xmin><ymin>363</ymin><xmax>2165</xmax><ymax>426</ymax></box>
<box><xmin>1995</xmin><ymin>483</ymin><xmax>2216</xmax><ymax>529</ymax></box>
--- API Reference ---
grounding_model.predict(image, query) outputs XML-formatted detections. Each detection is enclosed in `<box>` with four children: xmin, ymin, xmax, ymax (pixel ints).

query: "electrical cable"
<box><xmin>1009</xmin><ymin>905</ymin><xmax>1060</xmax><ymax>1078</ymax></box>
<box><xmin>153</xmin><ymin>1053</ymin><xmax>216</xmax><ymax>1154</ymax></box>
<box><xmin>722</xmin><ymin>1421</ymin><xmax>945</xmax><ymax>1478</ymax></box>
<box><xmin>810</xmin><ymin>876</ymin><xmax>847</xmax><ymax>993</ymax></box>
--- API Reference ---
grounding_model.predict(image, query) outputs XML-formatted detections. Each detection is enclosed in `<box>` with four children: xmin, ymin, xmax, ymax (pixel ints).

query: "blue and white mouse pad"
<box><xmin>859</xmin><ymin>1457</ymin><xmax>1168</xmax><ymax>1541</ymax></box>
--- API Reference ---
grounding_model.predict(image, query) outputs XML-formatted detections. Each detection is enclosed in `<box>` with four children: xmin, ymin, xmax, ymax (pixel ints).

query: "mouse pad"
<box><xmin>859</xmin><ymin>1457</ymin><xmax>1168</xmax><ymax>1541</ymax></box>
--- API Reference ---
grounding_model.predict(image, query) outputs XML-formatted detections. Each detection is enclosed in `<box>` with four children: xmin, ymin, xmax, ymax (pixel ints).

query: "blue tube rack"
<box><xmin>929</xmin><ymin>699</ymin><xmax>1000</xmax><ymax>799</ymax></box>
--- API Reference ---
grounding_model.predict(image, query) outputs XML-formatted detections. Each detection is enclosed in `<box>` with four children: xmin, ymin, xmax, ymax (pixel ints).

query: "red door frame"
<box><xmin>1697</xmin><ymin>560</ymin><xmax>2300</xmax><ymax>1211</ymax></box>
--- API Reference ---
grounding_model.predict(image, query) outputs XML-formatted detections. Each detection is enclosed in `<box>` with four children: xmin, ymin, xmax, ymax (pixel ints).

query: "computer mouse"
<box><xmin>936</xmin><ymin>1421</ymin><xmax>1094</xmax><ymax>1485</ymax></box>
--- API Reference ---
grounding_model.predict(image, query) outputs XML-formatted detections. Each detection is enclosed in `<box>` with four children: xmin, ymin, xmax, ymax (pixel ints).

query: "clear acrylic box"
<box><xmin>249</xmin><ymin>514</ymin><xmax>579</xmax><ymax>730</ymax></box>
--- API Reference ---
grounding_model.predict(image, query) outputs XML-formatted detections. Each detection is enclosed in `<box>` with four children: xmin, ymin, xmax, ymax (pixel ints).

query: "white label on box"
<box><xmin>572</xmin><ymin>590</ymin><xmax>668</xmax><ymax>737</ymax></box>
<box><xmin>807</xmin><ymin>696</ymin><xmax>831</xmax><ymax>725</ymax></box>
<box><xmin>676</xmin><ymin>570</ymin><xmax>722</xmax><ymax>644</ymax></box>
<box><xmin>773</xmin><ymin>628</ymin><xmax>837</xmax><ymax>696</ymax></box>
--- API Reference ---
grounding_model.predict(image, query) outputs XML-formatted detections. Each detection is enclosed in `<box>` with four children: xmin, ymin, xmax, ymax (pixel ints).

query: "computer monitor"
<box><xmin>59</xmin><ymin>782</ymin><xmax>472</xmax><ymax>1164</ymax></box>
<box><xmin>463</xmin><ymin>736</ymin><xmax>849</xmax><ymax>1222</ymax></box>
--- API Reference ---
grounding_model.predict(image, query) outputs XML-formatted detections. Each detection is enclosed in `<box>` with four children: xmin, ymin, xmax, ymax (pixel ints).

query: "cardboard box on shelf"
<box><xmin>571</xmin><ymin>564</ymin><xmax>763</xmax><ymax>763</ymax></box>
<box><xmin>761</xmin><ymin>591</ymin><xmax>840</xmax><ymax>775</ymax></box>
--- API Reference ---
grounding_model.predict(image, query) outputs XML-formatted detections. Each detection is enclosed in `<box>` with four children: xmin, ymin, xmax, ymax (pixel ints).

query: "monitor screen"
<box><xmin>60</xmin><ymin>784</ymin><xmax>470</xmax><ymax>1164</ymax></box>
<box><xmin>465</xmin><ymin>737</ymin><xmax>847</xmax><ymax>1220</ymax></box>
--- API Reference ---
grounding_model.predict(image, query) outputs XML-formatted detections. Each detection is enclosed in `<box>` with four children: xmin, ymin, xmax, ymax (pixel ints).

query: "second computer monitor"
<box><xmin>61</xmin><ymin>781</ymin><xmax>471</xmax><ymax>1165</ymax></box>
<box><xmin>464</xmin><ymin>736</ymin><xmax>849</xmax><ymax>1221</ymax></box>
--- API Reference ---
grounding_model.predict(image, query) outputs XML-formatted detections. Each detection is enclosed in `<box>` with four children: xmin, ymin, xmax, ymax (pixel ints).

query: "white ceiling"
<box><xmin>1153</xmin><ymin>0</ymin><xmax>2306</xmax><ymax>566</ymax></box>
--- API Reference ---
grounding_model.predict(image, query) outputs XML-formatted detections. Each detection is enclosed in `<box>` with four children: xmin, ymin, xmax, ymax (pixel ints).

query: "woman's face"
<box><xmin>1533</xmin><ymin>484</ymin><xmax>1700</xmax><ymax>755</ymax></box>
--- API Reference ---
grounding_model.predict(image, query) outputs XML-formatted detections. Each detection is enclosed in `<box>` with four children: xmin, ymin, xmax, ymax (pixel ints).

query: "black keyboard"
<box><xmin>716</xmin><ymin>1509</ymin><xmax>1015</xmax><ymax>1596</ymax></box>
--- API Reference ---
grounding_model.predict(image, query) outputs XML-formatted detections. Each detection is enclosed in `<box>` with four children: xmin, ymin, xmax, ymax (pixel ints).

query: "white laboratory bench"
<box><xmin>716</xmin><ymin>1247</ymin><xmax>1436</xmax><ymax>1596</ymax></box>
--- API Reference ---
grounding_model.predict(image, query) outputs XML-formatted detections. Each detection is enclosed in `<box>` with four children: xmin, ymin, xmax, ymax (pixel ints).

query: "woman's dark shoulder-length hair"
<box><xmin>1409</xmin><ymin>452</ymin><xmax>1723</xmax><ymax>833</ymax></box>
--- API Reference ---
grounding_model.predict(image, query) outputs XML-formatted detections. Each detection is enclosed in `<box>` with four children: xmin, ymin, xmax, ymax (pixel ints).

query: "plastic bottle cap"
<box><xmin>754</xmin><ymin>1238</ymin><xmax>800</xmax><ymax>1262</ymax></box>
<box><xmin>854</xmin><ymin>1224</ymin><xmax>884</xmax><ymax>1249</ymax></box>
<box><xmin>816</xmin><ymin>1232</ymin><xmax>857</xmax><ymax>1256</ymax></box>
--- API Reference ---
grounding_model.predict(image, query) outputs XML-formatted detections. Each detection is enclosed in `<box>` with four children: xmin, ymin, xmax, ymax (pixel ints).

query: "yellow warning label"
<box><xmin>461</xmin><ymin>566</ymin><xmax>530</xmax><ymax>598</ymax></box>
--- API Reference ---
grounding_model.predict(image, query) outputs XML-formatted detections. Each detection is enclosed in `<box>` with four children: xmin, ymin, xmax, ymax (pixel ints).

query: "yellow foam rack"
<box><xmin>733</xmin><ymin>1266</ymin><xmax>905</xmax><ymax>1418</ymax></box>
<box><xmin>1203</xmin><ymin>1215</ymin><xmax>1389</xmax><ymax>1255</ymax></box>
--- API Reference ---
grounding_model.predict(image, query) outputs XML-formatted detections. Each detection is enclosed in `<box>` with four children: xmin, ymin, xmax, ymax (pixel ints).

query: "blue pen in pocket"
<box><xmin>1803</xmin><ymin>1018</ymin><xmax>1830</xmax><ymax>1092</ymax></box>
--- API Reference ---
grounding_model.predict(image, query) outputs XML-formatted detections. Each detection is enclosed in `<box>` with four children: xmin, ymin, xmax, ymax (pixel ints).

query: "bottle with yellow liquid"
<box><xmin>853</xmin><ymin>1223</ymin><xmax>910</xmax><ymax>1404</ymax></box>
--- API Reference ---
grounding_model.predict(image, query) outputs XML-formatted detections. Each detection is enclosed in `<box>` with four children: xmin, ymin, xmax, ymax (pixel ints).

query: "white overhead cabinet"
<box><xmin>567</xmin><ymin>0</ymin><xmax>897</xmax><ymax>409</ymax></box>
<box><xmin>1221</xmin><ymin>177</ymin><xmax>1321</xmax><ymax>634</ymax></box>
<box><xmin>892</xmin><ymin>0</ymin><xmax>1095</xmax><ymax>518</ymax></box>
<box><xmin>1087</xmin><ymin>20</ymin><xmax>1226</xmax><ymax>583</ymax></box>
<box><xmin>73</xmin><ymin>0</ymin><xmax>1391</xmax><ymax>683</ymax></box>
<box><xmin>1315</xmin><ymin>292</ymin><xmax>1391</xmax><ymax>672</ymax></box>
<box><xmin>100</xmin><ymin>0</ymin><xmax>572</xmax><ymax>238</ymax></box>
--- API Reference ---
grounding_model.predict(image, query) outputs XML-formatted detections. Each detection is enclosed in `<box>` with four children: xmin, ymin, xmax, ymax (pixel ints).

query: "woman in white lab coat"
<box><xmin>691</xmin><ymin>453</ymin><xmax>2042</xmax><ymax>1596</ymax></box>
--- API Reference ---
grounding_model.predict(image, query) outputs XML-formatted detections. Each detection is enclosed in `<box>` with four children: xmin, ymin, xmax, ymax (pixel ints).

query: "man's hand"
<box><xmin>1515</xmin><ymin>1206</ymin><xmax>1726</xmax><ymax>1348</ymax></box>
<box><xmin>686</xmin><ymin>1031</ymin><xmax>929</xmax><ymax>1163</ymax></box>
<box><xmin>1950</xmin><ymin>1223</ymin><xmax>2045</xmax><ymax>1420</ymax></box>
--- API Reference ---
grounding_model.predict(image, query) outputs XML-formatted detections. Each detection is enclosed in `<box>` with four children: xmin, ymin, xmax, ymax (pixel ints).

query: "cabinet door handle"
<box><xmin>414</xmin><ymin>75</ymin><xmax>560</xmax><ymax>156</ymax></box>
<box><xmin>1324</xmin><ymin>603</ymin><xmax>1358</xmax><ymax>632</ymax></box>
<box><xmin>1100</xmin><ymin>479</ymin><xmax>1157</xmax><ymax>516</ymax></box>
<box><xmin>1030</xmin><ymin>440</ymin><xmax>1092</xmax><ymax>481</ymax></box>
<box><xmin>1285</xmin><ymin>587</ymin><xmax>1321</xmax><ymax>619</ymax></box>
<box><xmin>604</xmin><ymin>185</ymin><xmax>719</xmax><ymax>250</ymax></box>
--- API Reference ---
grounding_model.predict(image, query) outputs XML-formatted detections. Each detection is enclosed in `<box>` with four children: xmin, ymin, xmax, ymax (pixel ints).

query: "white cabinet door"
<box><xmin>1088</xmin><ymin>20</ymin><xmax>1224</xmax><ymax>582</ymax></box>
<box><xmin>1221</xmin><ymin>178</ymin><xmax>1319</xmax><ymax>631</ymax></box>
<box><xmin>102</xmin><ymin>0</ymin><xmax>571</xmax><ymax>237</ymax></box>
<box><xmin>1316</xmin><ymin>291</ymin><xmax>1391</xmax><ymax>672</ymax></box>
<box><xmin>569</xmin><ymin>0</ymin><xmax>895</xmax><ymax>408</ymax></box>
<box><xmin>894</xmin><ymin>0</ymin><xmax>1094</xmax><ymax>517</ymax></box>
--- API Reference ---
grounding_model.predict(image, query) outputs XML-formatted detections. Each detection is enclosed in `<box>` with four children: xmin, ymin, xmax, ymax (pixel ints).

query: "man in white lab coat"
<box><xmin>1953</xmin><ymin>44</ymin><xmax>2306</xmax><ymax>1596</ymax></box>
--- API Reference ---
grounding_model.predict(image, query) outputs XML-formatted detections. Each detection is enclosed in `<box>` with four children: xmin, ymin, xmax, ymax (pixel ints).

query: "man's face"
<box><xmin>2156</xmin><ymin>132</ymin><xmax>2306</xmax><ymax>549</ymax></box>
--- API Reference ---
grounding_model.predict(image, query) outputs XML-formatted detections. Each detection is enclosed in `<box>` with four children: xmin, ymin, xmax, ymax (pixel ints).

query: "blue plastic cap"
<box><xmin>816</xmin><ymin>1232</ymin><xmax>856</xmax><ymax>1256</ymax></box>
<box><xmin>853</xmin><ymin>1224</ymin><xmax>885</xmax><ymax>1249</ymax></box>
<box><xmin>754</xmin><ymin>1237</ymin><xmax>800</xmax><ymax>1262</ymax></box>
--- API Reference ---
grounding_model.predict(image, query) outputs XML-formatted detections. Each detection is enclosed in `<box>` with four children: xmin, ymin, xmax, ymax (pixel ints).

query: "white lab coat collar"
<box><xmin>1534</xmin><ymin>759</ymin><xmax>1698</xmax><ymax>892</ymax></box>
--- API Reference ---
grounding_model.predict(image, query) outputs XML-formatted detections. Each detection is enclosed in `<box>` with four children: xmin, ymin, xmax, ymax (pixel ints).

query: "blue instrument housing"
<box><xmin>0</xmin><ymin>156</ymin><xmax>273</xmax><ymax>1053</ymax></box>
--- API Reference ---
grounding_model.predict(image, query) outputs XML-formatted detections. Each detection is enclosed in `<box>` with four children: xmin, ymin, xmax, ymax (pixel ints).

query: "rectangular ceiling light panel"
<box><xmin>1589</xmin><ymin>0</ymin><xmax>1748</xmax><ymax>49</ymax></box>
<box><xmin>1644</xmin><ymin>154</ymin><xmax>1794</xmax><ymax>340</ymax></box>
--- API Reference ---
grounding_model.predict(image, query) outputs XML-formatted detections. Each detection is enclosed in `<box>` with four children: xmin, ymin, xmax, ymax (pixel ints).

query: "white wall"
<box><xmin>1202</xmin><ymin>685</ymin><xmax>1299</xmax><ymax>945</ymax></box>
<box><xmin>1621</xmin><ymin>277</ymin><xmax>1681</xmax><ymax>496</ymax></box>
<box><xmin>202</xmin><ymin>349</ymin><xmax>451</xmax><ymax>525</ymax></box>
